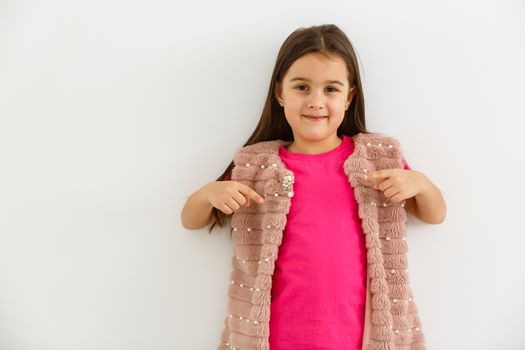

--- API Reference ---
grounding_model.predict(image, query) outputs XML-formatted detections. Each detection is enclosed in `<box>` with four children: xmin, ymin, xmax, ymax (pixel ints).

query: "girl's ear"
<box><xmin>274</xmin><ymin>81</ymin><xmax>282</xmax><ymax>101</ymax></box>
<box><xmin>347</xmin><ymin>86</ymin><xmax>356</xmax><ymax>103</ymax></box>
<box><xmin>344</xmin><ymin>86</ymin><xmax>357</xmax><ymax>110</ymax></box>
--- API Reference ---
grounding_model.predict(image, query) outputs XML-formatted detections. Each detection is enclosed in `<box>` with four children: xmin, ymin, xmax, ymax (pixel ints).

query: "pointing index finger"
<box><xmin>238</xmin><ymin>184</ymin><xmax>265</xmax><ymax>204</ymax></box>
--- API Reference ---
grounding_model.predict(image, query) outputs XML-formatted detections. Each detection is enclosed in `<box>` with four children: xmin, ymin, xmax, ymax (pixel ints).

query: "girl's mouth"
<box><xmin>303</xmin><ymin>115</ymin><xmax>328</xmax><ymax>121</ymax></box>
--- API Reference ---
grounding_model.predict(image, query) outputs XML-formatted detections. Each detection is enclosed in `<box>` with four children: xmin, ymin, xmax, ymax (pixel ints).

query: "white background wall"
<box><xmin>1</xmin><ymin>0</ymin><xmax>524</xmax><ymax>349</ymax></box>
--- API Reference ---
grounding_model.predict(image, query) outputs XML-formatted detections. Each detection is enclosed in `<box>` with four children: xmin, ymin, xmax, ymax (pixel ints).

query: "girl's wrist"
<box><xmin>413</xmin><ymin>171</ymin><xmax>431</xmax><ymax>196</ymax></box>
<box><xmin>198</xmin><ymin>182</ymin><xmax>214</xmax><ymax>207</ymax></box>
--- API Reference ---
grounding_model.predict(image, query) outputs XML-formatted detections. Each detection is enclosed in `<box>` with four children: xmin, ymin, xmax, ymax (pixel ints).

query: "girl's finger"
<box><xmin>238</xmin><ymin>183</ymin><xmax>265</xmax><ymax>204</ymax></box>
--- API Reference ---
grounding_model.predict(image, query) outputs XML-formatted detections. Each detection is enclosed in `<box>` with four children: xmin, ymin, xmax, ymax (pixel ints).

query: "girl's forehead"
<box><xmin>285</xmin><ymin>53</ymin><xmax>349</xmax><ymax>83</ymax></box>
<box><xmin>291</xmin><ymin>52</ymin><xmax>344</xmax><ymax>67</ymax></box>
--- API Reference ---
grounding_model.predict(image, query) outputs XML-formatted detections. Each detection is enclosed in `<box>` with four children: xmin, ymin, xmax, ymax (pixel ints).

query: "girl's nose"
<box><xmin>308</xmin><ymin>103</ymin><xmax>324</xmax><ymax>109</ymax></box>
<box><xmin>307</xmin><ymin>91</ymin><xmax>325</xmax><ymax>109</ymax></box>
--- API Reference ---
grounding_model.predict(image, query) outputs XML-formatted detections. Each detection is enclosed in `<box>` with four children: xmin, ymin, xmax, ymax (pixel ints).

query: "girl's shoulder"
<box><xmin>354</xmin><ymin>132</ymin><xmax>408</xmax><ymax>166</ymax></box>
<box><xmin>235</xmin><ymin>139</ymin><xmax>292</xmax><ymax>156</ymax></box>
<box><xmin>354</xmin><ymin>131</ymin><xmax>402</xmax><ymax>146</ymax></box>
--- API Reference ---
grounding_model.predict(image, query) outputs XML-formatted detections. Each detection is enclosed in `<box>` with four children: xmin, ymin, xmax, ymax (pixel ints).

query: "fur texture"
<box><xmin>217</xmin><ymin>132</ymin><xmax>427</xmax><ymax>350</ymax></box>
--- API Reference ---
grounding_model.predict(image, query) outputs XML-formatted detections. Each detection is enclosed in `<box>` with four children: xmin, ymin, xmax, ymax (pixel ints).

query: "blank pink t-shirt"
<box><xmin>223</xmin><ymin>135</ymin><xmax>411</xmax><ymax>349</ymax></box>
<box><xmin>267</xmin><ymin>135</ymin><xmax>410</xmax><ymax>350</ymax></box>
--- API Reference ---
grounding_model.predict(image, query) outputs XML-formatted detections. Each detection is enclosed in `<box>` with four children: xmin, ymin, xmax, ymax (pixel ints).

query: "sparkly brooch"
<box><xmin>281</xmin><ymin>173</ymin><xmax>295</xmax><ymax>197</ymax></box>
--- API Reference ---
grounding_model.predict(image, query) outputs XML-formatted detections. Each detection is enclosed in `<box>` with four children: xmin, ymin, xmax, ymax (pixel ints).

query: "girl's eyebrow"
<box><xmin>288</xmin><ymin>77</ymin><xmax>345</xmax><ymax>86</ymax></box>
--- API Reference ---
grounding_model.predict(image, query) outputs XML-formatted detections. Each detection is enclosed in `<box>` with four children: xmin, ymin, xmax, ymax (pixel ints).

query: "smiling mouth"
<box><xmin>303</xmin><ymin>114</ymin><xmax>328</xmax><ymax>121</ymax></box>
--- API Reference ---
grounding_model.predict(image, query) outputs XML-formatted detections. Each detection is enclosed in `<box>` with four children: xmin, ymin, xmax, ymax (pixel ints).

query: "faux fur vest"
<box><xmin>217</xmin><ymin>132</ymin><xmax>427</xmax><ymax>350</ymax></box>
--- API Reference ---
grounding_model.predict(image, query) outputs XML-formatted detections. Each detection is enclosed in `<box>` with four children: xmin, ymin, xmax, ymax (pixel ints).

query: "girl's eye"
<box><xmin>294</xmin><ymin>85</ymin><xmax>338</xmax><ymax>92</ymax></box>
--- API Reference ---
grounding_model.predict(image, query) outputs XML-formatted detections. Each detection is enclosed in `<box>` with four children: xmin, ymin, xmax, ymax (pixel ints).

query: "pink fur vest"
<box><xmin>217</xmin><ymin>132</ymin><xmax>427</xmax><ymax>350</ymax></box>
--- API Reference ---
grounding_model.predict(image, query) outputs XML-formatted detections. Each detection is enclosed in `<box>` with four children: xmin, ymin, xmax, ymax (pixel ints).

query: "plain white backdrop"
<box><xmin>1</xmin><ymin>0</ymin><xmax>524</xmax><ymax>349</ymax></box>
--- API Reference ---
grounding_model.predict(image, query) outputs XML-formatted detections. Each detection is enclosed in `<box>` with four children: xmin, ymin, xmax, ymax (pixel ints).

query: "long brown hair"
<box><xmin>208</xmin><ymin>23</ymin><xmax>371</xmax><ymax>233</ymax></box>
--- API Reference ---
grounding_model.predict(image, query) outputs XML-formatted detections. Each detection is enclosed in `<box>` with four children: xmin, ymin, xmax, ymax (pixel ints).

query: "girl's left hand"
<box><xmin>364</xmin><ymin>169</ymin><xmax>428</xmax><ymax>203</ymax></box>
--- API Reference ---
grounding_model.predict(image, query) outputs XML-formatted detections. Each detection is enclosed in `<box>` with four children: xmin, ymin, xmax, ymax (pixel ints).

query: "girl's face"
<box><xmin>274</xmin><ymin>52</ymin><xmax>356</xmax><ymax>147</ymax></box>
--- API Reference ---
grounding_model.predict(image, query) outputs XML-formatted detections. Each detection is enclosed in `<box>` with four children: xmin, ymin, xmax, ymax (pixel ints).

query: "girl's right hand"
<box><xmin>204</xmin><ymin>181</ymin><xmax>265</xmax><ymax>215</ymax></box>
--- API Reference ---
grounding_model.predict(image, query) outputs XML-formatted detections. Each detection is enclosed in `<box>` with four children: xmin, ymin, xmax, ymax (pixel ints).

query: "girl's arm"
<box><xmin>405</xmin><ymin>173</ymin><xmax>447</xmax><ymax>225</ymax></box>
<box><xmin>181</xmin><ymin>183</ymin><xmax>215</xmax><ymax>230</ymax></box>
<box><xmin>180</xmin><ymin>179</ymin><xmax>264</xmax><ymax>230</ymax></box>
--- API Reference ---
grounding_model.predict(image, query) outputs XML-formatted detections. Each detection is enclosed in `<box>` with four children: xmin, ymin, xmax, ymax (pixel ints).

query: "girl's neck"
<box><xmin>286</xmin><ymin>135</ymin><xmax>343</xmax><ymax>155</ymax></box>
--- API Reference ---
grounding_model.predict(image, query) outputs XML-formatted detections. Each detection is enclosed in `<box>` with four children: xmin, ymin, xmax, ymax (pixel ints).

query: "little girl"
<box><xmin>181</xmin><ymin>24</ymin><xmax>446</xmax><ymax>350</ymax></box>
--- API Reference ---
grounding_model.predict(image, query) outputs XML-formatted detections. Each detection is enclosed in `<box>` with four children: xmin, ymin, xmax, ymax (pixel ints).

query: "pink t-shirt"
<box><xmin>224</xmin><ymin>135</ymin><xmax>411</xmax><ymax>349</ymax></box>
<box><xmin>269</xmin><ymin>135</ymin><xmax>410</xmax><ymax>350</ymax></box>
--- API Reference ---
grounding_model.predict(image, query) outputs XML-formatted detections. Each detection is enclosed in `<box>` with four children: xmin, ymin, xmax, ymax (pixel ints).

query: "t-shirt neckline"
<box><xmin>279</xmin><ymin>135</ymin><xmax>351</xmax><ymax>160</ymax></box>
